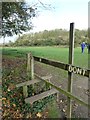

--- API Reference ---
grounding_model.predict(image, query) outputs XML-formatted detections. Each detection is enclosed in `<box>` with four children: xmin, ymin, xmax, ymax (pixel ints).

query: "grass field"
<box><xmin>2</xmin><ymin>46</ymin><xmax>88</xmax><ymax>68</ymax></box>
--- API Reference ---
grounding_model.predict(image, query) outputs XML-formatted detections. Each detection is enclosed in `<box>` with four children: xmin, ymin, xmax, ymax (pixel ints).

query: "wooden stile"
<box><xmin>15</xmin><ymin>23</ymin><xmax>90</xmax><ymax>118</ymax></box>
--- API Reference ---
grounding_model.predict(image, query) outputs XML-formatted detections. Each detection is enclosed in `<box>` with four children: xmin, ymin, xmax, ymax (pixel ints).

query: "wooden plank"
<box><xmin>67</xmin><ymin>22</ymin><xmax>74</xmax><ymax>118</ymax></box>
<box><xmin>34</xmin><ymin>56</ymin><xmax>90</xmax><ymax>77</ymax></box>
<box><xmin>25</xmin><ymin>88</ymin><xmax>58</xmax><ymax>104</ymax></box>
<box><xmin>16</xmin><ymin>75</ymin><xmax>52</xmax><ymax>88</ymax></box>
<box><xmin>41</xmin><ymin>75</ymin><xmax>52</xmax><ymax>80</ymax></box>
<box><xmin>34</xmin><ymin>56</ymin><xmax>68</xmax><ymax>70</ymax></box>
<box><xmin>35</xmin><ymin>73</ymin><xmax>90</xmax><ymax>108</ymax></box>
<box><xmin>16</xmin><ymin>79</ymin><xmax>41</xmax><ymax>88</ymax></box>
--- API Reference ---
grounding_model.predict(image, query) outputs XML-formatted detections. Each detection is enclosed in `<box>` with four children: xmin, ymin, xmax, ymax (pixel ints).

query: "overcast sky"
<box><xmin>28</xmin><ymin>0</ymin><xmax>88</xmax><ymax>32</ymax></box>
<box><xmin>0</xmin><ymin>0</ymin><xmax>89</xmax><ymax>43</ymax></box>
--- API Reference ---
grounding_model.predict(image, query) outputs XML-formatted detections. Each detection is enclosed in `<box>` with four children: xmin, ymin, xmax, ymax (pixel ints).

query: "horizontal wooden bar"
<box><xmin>25</xmin><ymin>88</ymin><xmax>58</xmax><ymax>104</ymax></box>
<box><xmin>16</xmin><ymin>75</ymin><xmax>52</xmax><ymax>87</ymax></box>
<box><xmin>35</xmin><ymin>73</ymin><xmax>90</xmax><ymax>108</ymax></box>
<box><xmin>41</xmin><ymin>75</ymin><xmax>52</xmax><ymax>80</ymax></box>
<box><xmin>16</xmin><ymin>79</ymin><xmax>41</xmax><ymax>88</ymax></box>
<box><xmin>34</xmin><ymin>56</ymin><xmax>90</xmax><ymax>77</ymax></box>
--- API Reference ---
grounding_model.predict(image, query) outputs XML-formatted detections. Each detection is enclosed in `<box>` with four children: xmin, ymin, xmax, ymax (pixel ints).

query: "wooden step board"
<box><xmin>25</xmin><ymin>88</ymin><xmax>58</xmax><ymax>104</ymax></box>
<box><xmin>16</xmin><ymin>75</ymin><xmax>52</xmax><ymax>88</ymax></box>
<box><xmin>41</xmin><ymin>75</ymin><xmax>52</xmax><ymax>80</ymax></box>
<box><xmin>16</xmin><ymin>79</ymin><xmax>41</xmax><ymax>88</ymax></box>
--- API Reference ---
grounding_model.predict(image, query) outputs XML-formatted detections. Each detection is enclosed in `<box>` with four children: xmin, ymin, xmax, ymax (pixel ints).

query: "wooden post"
<box><xmin>23</xmin><ymin>53</ymin><xmax>31</xmax><ymax>98</ymax></box>
<box><xmin>27</xmin><ymin>53</ymin><xmax>34</xmax><ymax>79</ymax></box>
<box><xmin>27</xmin><ymin>53</ymin><xmax>31</xmax><ymax>79</ymax></box>
<box><xmin>67</xmin><ymin>23</ymin><xmax>74</xmax><ymax>118</ymax></box>
<box><xmin>30</xmin><ymin>53</ymin><xmax>34</xmax><ymax>80</ymax></box>
<box><xmin>23</xmin><ymin>86</ymin><xmax>28</xmax><ymax>98</ymax></box>
<box><xmin>23</xmin><ymin>53</ymin><xmax>34</xmax><ymax>97</ymax></box>
<box><xmin>30</xmin><ymin>53</ymin><xmax>35</xmax><ymax>94</ymax></box>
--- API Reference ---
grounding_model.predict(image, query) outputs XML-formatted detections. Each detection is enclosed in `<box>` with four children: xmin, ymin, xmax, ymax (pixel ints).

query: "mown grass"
<box><xmin>2</xmin><ymin>46</ymin><xmax>88</xmax><ymax>68</ymax></box>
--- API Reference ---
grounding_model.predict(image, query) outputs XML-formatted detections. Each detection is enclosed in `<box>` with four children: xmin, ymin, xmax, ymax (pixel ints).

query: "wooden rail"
<box><xmin>16</xmin><ymin>75</ymin><xmax>52</xmax><ymax>88</ymax></box>
<box><xmin>16</xmin><ymin>79</ymin><xmax>41</xmax><ymax>88</ymax></box>
<box><xmin>35</xmin><ymin>74</ymin><xmax>90</xmax><ymax>108</ymax></box>
<box><xmin>34</xmin><ymin>56</ymin><xmax>90</xmax><ymax>77</ymax></box>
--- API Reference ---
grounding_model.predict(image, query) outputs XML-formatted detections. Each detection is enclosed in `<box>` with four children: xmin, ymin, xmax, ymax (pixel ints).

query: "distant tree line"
<box><xmin>8</xmin><ymin>29</ymin><xmax>88</xmax><ymax>47</ymax></box>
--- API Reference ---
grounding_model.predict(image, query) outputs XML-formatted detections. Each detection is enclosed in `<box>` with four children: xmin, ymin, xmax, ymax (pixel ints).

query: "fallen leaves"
<box><xmin>12</xmin><ymin>104</ymin><xmax>16</xmax><ymax>107</ymax></box>
<box><xmin>8</xmin><ymin>83</ymin><xmax>15</xmax><ymax>91</ymax></box>
<box><xmin>2</xmin><ymin>56</ymin><xmax>56</xmax><ymax>119</ymax></box>
<box><xmin>26</xmin><ymin>113</ymin><xmax>32</xmax><ymax>118</ymax></box>
<box><xmin>7</xmin><ymin>88</ymin><xmax>10</xmax><ymax>92</ymax></box>
<box><xmin>36</xmin><ymin>112</ymin><xmax>42</xmax><ymax>118</ymax></box>
<box><xmin>2</xmin><ymin>98</ymin><xmax>6</xmax><ymax>101</ymax></box>
<box><xmin>2</xmin><ymin>57</ymin><xmax>27</xmax><ymax>119</ymax></box>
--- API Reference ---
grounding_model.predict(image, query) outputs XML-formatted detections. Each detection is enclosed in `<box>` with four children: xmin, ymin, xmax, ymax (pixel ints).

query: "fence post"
<box><xmin>22</xmin><ymin>53</ymin><xmax>30</xmax><ymax>98</ymax></box>
<box><xmin>27</xmin><ymin>53</ymin><xmax>34</xmax><ymax>79</ymax></box>
<box><xmin>67</xmin><ymin>23</ymin><xmax>75</xmax><ymax>118</ymax></box>
<box><xmin>28</xmin><ymin>53</ymin><xmax>34</xmax><ymax>91</ymax></box>
<box><xmin>30</xmin><ymin>53</ymin><xmax>34</xmax><ymax>80</ymax></box>
<box><xmin>23</xmin><ymin>53</ymin><xmax>34</xmax><ymax>98</ymax></box>
<box><xmin>27</xmin><ymin>53</ymin><xmax>31</xmax><ymax>79</ymax></box>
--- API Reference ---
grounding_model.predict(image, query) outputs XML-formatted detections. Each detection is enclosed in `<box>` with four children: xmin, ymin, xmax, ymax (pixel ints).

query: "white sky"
<box><xmin>0</xmin><ymin>0</ymin><xmax>89</xmax><ymax>43</ymax></box>
<box><xmin>29</xmin><ymin>0</ymin><xmax>88</xmax><ymax>32</ymax></box>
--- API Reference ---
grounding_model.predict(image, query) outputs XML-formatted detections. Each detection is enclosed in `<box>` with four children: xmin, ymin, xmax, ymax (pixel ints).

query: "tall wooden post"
<box><xmin>30</xmin><ymin>53</ymin><xmax>34</xmax><ymax>80</ymax></box>
<box><xmin>27</xmin><ymin>53</ymin><xmax>31</xmax><ymax>79</ymax></box>
<box><xmin>27</xmin><ymin>53</ymin><xmax>34</xmax><ymax>79</ymax></box>
<box><xmin>23</xmin><ymin>53</ymin><xmax>34</xmax><ymax>97</ymax></box>
<box><xmin>23</xmin><ymin>53</ymin><xmax>30</xmax><ymax>98</ymax></box>
<box><xmin>67</xmin><ymin>23</ymin><xmax>75</xmax><ymax>118</ymax></box>
<box><xmin>28</xmin><ymin>53</ymin><xmax>34</xmax><ymax>88</ymax></box>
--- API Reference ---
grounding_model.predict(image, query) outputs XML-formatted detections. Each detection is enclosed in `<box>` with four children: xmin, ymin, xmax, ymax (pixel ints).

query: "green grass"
<box><xmin>47</xmin><ymin>100</ymin><xmax>60</xmax><ymax>118</ymax></box>
<box><xmin>2</xmin><ymin>46</ymin><xmax>88</xmax><ymax>68</ymax></box>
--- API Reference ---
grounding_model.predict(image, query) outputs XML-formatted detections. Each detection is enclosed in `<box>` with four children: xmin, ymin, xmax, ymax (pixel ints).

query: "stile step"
<box><xmin>35</xmin><ymin>74</ymin><xmax>52</xmax><ymax>80</ymax></box>
<box><xmin>16</xmin><ymin>75</ymin><xmax>52</xmax><ymax>88</ymax></box>
<box><xmin>25</xmin><ymin>88</ymin><xmax>58</xmax><ymax>104</ymax></box>
<box><xmin>16</xmin><ymin>79</ymin><xmax>41</xmax><ymax>87</ymax></box>
<box><xmin>41</xmin><ymin>75</ymin><xmax>52</xmax><ymax>80</ymax></box>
